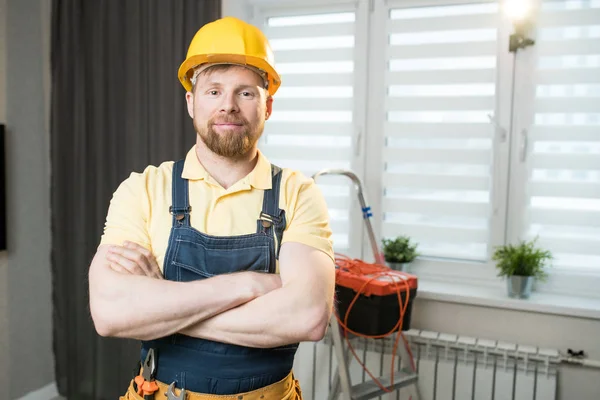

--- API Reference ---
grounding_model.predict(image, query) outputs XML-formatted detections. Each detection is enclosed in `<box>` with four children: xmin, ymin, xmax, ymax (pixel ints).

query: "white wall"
<box><xmin>2</xmin><ymin>0</ymin><xmax>54</xmax><ymax>398</ymax></box>
<box><xmin>222</xmin><ymin>0</ymin><xmax>252</xmax><ymax>20</ymax></box>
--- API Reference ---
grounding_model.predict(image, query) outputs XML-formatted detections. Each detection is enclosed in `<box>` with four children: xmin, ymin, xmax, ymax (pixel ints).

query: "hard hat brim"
<box><xmin>178</xmin><ymin>54</ymin><xmax>281</xmax><ymax>96</ymax></box>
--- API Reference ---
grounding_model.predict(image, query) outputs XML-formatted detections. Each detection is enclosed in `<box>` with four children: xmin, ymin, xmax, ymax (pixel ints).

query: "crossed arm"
<box><xmin>180</xmin><ymin>241</ymin><xmax>335</xmax><ymax>347</ymax></box>
<box><xmin>88</xmin><ymin>240</ymin><xmax>335</xmax><ymax>348</ymax></box>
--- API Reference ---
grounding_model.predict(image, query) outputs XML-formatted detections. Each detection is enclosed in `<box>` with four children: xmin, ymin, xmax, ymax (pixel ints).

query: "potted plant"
<box><xmin>382</xmin><ymin>235</ymin><xmax>419</xmax><ymax>272</ymax></box>
<box><xmin>491</xmin><ymin>237</ymin><xmax>553</xmax><ymax>299</ymax></box>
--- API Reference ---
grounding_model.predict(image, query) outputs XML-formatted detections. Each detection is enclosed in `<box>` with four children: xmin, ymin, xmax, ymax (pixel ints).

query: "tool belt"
<box><xmin>121</xmin><ymin>371</ymin><xmax>302</xmax><ymax>400</ymax></box>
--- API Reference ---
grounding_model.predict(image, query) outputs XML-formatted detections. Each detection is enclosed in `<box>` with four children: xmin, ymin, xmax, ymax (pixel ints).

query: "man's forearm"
<box><xmin>181</xmin><ymin>281</ymin><xmax>332</xmax><ymax>348</ymax></box>
<box><xmin>89</xmin><ymin>246</ymin><xmax>261</xmax><ymax>340</ymax></box>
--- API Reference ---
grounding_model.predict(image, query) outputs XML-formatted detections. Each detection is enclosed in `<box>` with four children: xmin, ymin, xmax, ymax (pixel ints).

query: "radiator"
<box><xmin>292</xmin><ymin>329</ymin><xmax>559</xmax><ymax>400</ymax></box>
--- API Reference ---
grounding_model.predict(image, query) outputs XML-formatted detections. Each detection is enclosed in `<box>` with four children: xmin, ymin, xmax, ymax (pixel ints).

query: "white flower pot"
<box><xmin>388</xmin><ymin>262</ymin><xmax>411</xmax><ymax>272</ymax></box>
<box><xmin>507</xmin><ymin>275</ymin><xmax>534</xmax><ymax>299</ymax></box>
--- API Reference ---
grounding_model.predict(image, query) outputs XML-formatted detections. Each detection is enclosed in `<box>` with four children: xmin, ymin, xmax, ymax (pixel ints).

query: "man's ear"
<box><xmin>185</xmin><ymin>91</ymin><xmax>194</xmax><ymax>118</ymax></box>
<box><xmin>265</xmin><ymin>96</ymin><xmax>273</xmax><ymax>120</ymax></box>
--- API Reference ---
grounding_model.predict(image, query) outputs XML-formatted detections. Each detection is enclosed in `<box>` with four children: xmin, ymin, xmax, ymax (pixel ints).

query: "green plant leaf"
<box><xmin>382</xmin><ymin>235</ymin><xmax>420</xmax><ymax>263</ymax></box>
<box><xmin>491</xmin><ymin>237</ymin><xmax>553</xmax><ymax>281</ymax></box>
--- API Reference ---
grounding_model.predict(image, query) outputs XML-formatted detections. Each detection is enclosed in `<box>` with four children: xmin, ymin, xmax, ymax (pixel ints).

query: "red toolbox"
<box><xmin>334</xmin><ymin>261</ymin><xmax>418</xmax><ymax>336</ymax></box>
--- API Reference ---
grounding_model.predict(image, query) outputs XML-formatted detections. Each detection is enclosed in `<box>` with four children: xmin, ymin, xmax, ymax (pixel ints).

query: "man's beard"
<box><xmin>195</xmin><ymin>114</ymin><xmax>263</xmax><ymax>158</ymax></box>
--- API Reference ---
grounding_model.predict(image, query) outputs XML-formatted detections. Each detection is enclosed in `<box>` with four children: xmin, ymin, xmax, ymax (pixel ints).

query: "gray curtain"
<box><xmin>50</xmin><ymin>1</ymin><xmax>221</xmax><ymax>398</ymax></box>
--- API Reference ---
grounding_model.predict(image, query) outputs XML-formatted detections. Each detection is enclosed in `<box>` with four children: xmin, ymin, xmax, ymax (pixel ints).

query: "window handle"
<box><xmin>489</xmin><ymin>114</ymin><xmax>507</xmax><ymax>216</ymax></box>
<box><xmin>520</xmin><ymin>129</ymin><xmax>529</xmax><ymax>162</ymax></box>
<box><xmin>488</xmin><ymin>113</ymin><xmax>507</xmax><ymax>143</ymax></box>
<box><xmin>492</xmin><ymin>146</ymin><xmax>501</xmax><ymax>216</ymax></box>
<box><xmin>355</xmin><ymin>127</ymin><xmax>362</xmax><ymax>157</ymax></box>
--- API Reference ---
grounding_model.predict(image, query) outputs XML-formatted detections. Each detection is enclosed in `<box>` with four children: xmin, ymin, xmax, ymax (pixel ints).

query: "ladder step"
<box><xmin>350</xmin><ymin>371</ymin><xmax>418</xmax><ymax>400</ymax></box>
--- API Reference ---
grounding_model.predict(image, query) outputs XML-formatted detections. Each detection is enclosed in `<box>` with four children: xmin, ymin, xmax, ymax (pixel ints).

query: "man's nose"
<box><xmin>219</xmin><ymin>91</ymin><xmax>239</xmax><ymax>113</ymax></box>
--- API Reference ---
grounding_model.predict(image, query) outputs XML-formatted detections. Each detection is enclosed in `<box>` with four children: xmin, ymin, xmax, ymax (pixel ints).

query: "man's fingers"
<box><xmin>149</xmin><ymin>255</ymin><xmax>163</xmax><ymax>279</ymax></box>
<box><xmin>106</xmin><ymin>252</ymin><xmax>145</xmax><ymax>275</ymax></box>
<box><xmin>109</xmin><ymin>245</ymin><xmax>153</xmax><ymax>277</ymax></box>
<box><xmin>124</xmin><ymin>241</ymin><xmax>163</xmax><ymax>279</ymax></box>
<box><xmin>152</xmin><ymin>268</ymin><xmax>163</xmax><ymax>279</ymax></box>
<box><xmin>123</xmin><ymin>241</ymin><xmax>152</xmax><ymax>258</ymax></box>
<box><xmin>109</xmin><ymin>263</ymin><xmax>127</xmax><ymax>274</ymax></box>
<box><xmin>109</xmin><ymin>243</ymin><xmax>162</xmax><ymax>278</ymax></box>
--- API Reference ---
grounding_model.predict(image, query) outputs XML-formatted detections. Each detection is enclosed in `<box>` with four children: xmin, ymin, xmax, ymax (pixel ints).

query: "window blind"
<box><xmin>257</xmin><ymin>8</ymin><xmax>358</xmax><ymax>253</ymax></box>
<box><xmin>381</xmin><ymin>2</ymin><xmax>499</xmax><ymax>261</ymax></box>
<box><xmin>525</xmin><ymin>0</ymin><xmax>600</xmax><ymax>269</ymax></box>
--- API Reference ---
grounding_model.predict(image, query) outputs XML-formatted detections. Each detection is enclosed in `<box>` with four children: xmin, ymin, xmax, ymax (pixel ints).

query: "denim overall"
<box><xmin>140</xmin><ymin>159</ymin><xmax>298</xmax><ymax>395</ymax></box>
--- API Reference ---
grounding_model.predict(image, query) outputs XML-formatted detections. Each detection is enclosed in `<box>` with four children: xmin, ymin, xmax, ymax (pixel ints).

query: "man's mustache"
<box><xmin>210</xmin><ymin>116</ymin><xmax>247</xmax><ymax>125</ymax></box>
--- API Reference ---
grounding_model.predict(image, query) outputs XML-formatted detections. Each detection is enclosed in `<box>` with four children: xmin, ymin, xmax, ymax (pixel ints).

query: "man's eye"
<box><xmin>241</xmin><ymin>91</ymin><xmax>254</xmax><ymax>97</ymax></box>
<box><xmin>208</xmin><ymin>90</ymin><xmax>218</xmax><ymax>95</ymax></box>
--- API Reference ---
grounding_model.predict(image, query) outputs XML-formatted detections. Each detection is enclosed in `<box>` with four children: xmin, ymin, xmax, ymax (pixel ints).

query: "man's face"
<box><xmin>186</xmin><ymin>65</ymin><xmax>272</xmax><ymax>159</ymax></box>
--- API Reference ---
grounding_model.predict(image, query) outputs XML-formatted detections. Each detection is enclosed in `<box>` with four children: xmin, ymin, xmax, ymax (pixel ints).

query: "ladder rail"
<box><xmin>312</xmin><ymin>169</ymin><xmax>384</xmax><ymax>264</ymax></box>
<box><xmin>313</xmin><ymin>168</ymin><xmax>422</xmax><ymax>400</ymax></box>
<box><xmin>330</xmin><ymin>314</ymin><xmax>354</xmax><ymax>400</ymax></box>
<box><xmin>327</xmin><ymin>319</ymin><xmax>421</xmax><ymax>400</ymax></box>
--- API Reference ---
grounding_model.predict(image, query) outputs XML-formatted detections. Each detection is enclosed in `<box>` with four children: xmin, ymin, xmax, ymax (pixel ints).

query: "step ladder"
<box><xmin>327</xmin><ymin>315</ymin><xmax>421</xmax><ymax>400</ymax></box>
<box><xmin>312</xmin><ymin>169</ymin><xmax>421</xmax><ymax>400</ymax></box>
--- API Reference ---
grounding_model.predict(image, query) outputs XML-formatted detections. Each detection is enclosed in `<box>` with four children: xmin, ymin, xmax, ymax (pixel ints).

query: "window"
<box><xmin>254</xmin><ymin>3</ymin><xmax>366</xmax><ymax>257</ymax></box>
<box><xmin>252</xmin><ymin>0</ymin><xmax>600</xmax><ymax>295</ymax></box>
<box><xmin>381</xmin><ymin>2</ymin><xmax>500</xmax><ymax>262</ymax></box>
<box><xmin>517</xmin><ymin>0</ymin><xmax>600</xmax><ymax>272</ymax></box>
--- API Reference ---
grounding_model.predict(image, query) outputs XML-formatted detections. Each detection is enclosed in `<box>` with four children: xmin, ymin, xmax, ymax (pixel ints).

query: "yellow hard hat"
<box><xmin>178</xmin><ymin>17</ymin><xmax>281</xmax><ymax>96</ymax></box>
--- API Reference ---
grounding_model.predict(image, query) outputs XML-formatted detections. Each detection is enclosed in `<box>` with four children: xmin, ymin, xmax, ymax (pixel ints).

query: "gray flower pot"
<box><xmin>388</xmin><ymin>262</ymin><xmax>411</xmax><ymax>272</ymax></box>
<box><xmin>507</xmin><ymin>275</ymin><xmax>534</xmax><ymax>299</ymax></box>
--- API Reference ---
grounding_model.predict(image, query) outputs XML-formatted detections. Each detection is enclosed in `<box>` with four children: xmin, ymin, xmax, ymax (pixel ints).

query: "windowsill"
<box><xmin>415</xmin><ymin>279</ymin><xmax>600</xmax><ymax>321</ymax></box>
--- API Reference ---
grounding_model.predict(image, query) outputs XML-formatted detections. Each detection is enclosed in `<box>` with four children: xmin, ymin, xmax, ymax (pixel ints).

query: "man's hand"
<box><xmin>90</xmin><ymin>243</ymin><xmax>284</xmax><ymax>341</ymax></box>
<box><xmin>104</xmin><ymin>241</ymin><xmax>282</xmax><ymax>296</ymax></box>
<box><xmin>181</xmin><ymin>242</ymin><xmax>335</xmax><ymax>348</ymax></box>
<box><xmin>106</xmin><ymin>241</ymin><xmax>163</xmax><ymax>279</ymax></box>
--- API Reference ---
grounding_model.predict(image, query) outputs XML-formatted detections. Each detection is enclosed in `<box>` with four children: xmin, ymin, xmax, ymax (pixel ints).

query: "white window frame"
<box><xmin>246</xmin><ymin>0</ymin><xmax>600</xmax><ymax>300</ymax></box>
<box><xmin>363</xmin><ymin>0</ymin><xmax>515</xmax><ymax>290</ymax></box>
<box><xmin>505</xmin><ymin>0</ymin><xmax>600</xmax><ymax>298</ymax></box>
<box><xmin>252</xmin><ymin>0</ymin><xmax>371</xmax><ymax>259</ymax></box>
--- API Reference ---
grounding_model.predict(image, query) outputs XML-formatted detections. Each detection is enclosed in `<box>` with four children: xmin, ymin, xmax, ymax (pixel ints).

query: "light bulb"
<box><xmin>503</xmin><ymin>0</ymin><xmax>531</xmax><ymax>24</ymax></box>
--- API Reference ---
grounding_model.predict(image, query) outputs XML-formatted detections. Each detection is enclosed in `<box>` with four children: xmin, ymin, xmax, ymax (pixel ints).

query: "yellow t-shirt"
<box><xmin>100</xmin><ymin>146</ymin><xmax>334</xmax><ymax>273</ymax></box>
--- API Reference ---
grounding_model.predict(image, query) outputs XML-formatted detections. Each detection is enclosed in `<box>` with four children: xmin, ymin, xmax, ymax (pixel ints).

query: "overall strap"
<box><xmin>258</xmin><ymin>165</ymin><xmax>286</xmax><ymax>259</ymax></box>
<box><xmin>169</xmin><ymin>159</ymin><xmax>191</xmax><ymax>227</ymax></box>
